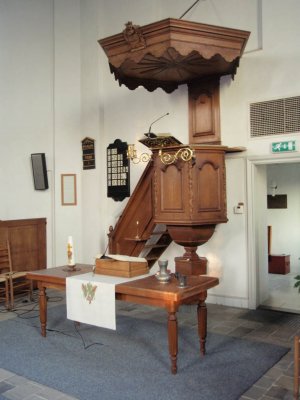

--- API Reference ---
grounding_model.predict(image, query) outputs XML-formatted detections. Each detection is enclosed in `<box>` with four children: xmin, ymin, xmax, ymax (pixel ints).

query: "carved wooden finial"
<box><xmin>123</xmin><ymin>21</ymin><xmax>146</xmax><ymax>51</ymax></box>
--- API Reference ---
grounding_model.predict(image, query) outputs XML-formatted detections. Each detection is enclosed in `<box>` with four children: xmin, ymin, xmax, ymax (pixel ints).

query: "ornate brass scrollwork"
<box><xmin>158</xmin><ymin>147</ymin><xmax>194</xmax><ymax>165</ymax></box>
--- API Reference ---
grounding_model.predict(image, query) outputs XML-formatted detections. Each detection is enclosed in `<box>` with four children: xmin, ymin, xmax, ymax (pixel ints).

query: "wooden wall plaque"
<box><xmin>82</xmin><ymin>137</ymin><xmax>95</xmax><ymax>170</ymax></box>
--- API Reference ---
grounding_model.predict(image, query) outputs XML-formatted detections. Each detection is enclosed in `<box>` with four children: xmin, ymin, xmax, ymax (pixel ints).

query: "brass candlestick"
<box><xmin>135</xmin><ymin>220</ymin><xmax>140</xmax><ymax>239</ymax></box>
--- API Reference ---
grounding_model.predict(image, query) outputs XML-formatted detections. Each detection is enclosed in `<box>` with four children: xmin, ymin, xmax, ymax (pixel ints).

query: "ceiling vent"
<box><xmin>250</xmin><ymin>96</ymin><xmax>300</xmax><ymax>138</ymax></box>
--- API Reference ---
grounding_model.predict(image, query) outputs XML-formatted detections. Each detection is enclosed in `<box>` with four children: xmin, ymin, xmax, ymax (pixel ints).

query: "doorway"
<box><xmin>247</xmin><ymin>155</ymin><xmax>300</xmax><ymax>313</ymax></box>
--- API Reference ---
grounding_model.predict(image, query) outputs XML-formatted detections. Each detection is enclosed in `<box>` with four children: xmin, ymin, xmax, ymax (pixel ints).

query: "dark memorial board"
<box><xmin>107</xmin><ymin>139</ymin><xmax>130</xmax><ymax>201</ymax></box>
<box><xmin>82</xmin><ymin>137</ymin><xmax>95</xmax><ymax>170</ymax></box>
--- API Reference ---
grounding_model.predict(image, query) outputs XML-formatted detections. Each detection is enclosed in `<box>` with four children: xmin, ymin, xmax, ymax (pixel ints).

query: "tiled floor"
<box><xmin>0</xmin><ymin>291</ymin><xmax>299</xmax><ymax>400</ymax></box>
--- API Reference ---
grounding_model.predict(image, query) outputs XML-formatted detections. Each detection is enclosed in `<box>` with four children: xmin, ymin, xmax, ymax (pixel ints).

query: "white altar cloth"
<box><xmin>66</xmin><ymin>272</ymin><xmax>148</xmax><ymax>330</ymax></box>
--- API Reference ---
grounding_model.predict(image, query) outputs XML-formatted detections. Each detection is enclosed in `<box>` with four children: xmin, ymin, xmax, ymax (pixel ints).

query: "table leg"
<box><xmin>197</xmin><ymin>291</ymin><xmax>207</xmax><ymax>356</ymax></box>
<box><xmin>168</xmin><ymin>311</ymin><xmax>178</xmax><ymax>374</ymax></box>
<box><xmin>38</xmin><ymin>284</ymin><xmax>47</xmax><ymax>337</ymax></box>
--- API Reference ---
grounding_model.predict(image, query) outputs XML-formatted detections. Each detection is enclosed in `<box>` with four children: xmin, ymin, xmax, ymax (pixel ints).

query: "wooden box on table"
<box><xmin>95</xmin><ymin>258</ymin><xmax>149</xmax><ymax>278</ymax></box>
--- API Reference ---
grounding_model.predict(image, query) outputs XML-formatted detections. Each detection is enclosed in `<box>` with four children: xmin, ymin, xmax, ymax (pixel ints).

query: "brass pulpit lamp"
<box><xmin>126</xmin><ymin>144</ymin><xmax>151</xmax><ymax>164</ymax></box>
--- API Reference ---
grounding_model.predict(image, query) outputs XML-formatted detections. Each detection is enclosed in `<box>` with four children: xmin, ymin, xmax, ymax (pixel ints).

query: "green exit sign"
<box><xmin>271</xmin><ymin>140</ymin><xmax>296</xmax><ymax>153</ymax></box>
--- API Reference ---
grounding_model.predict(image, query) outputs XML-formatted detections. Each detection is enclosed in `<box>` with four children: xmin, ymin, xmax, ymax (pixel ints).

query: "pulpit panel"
<box><xmin>191</xmin><ymin>152</ymin><xmax>227</xmax><ymax>222</ymax></box>
<box><xmin>160</xmin><ymin>165</ymin><xmax>184</xmax><ymax>211</ymax></box>
<box><xmin>197</xmin><ymin>162</ymin><xmax>221</xmax><ymax>210</ymax></box>
<box><xmin>154</xmin><ymin>161</ymin><xmax>190</xmax><ymax>222</ymax></box>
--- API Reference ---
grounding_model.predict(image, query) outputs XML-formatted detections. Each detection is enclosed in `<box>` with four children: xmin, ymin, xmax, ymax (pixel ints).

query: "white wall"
<box><xmin>223</xmin><ymin>0</ymin><xmax>300</xmax><ymax>153</ymax></box>
<box><xmin>53</xmin><ymin>0</ymin><xmax>83</xmax><ymax>266</ymax></box>
<box><xmin>80</xmin><ymin>0</ymin><xmax>105</xmax><ymax>263</ymax></box>
<box><xmin>1</xmin><ymin>0</ymin><xmax>300</xmax><ymax>308</ymax></box>
<box><xmin>0</xmin><ymin>0</ymin><xmax>83</xmax><ymax>267</ymax></box>
<box><xmin>0</xmin><ymin>0</ymin><xmax>54</xmax><ymax>265</ymax></box>
<box><xmin>201</xmin><ymin>157</ymin><xmax>249</xmax><ymax>307</ymax></box>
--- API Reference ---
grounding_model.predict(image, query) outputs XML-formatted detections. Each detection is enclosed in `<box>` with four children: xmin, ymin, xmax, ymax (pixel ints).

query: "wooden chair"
<box><xmin>295</xmin><ymin>336</ymin><xmax>300</xmax><ymax>399</ymax></box>
<box><xmin>0</xmin><ymin>239</ymin><xmax>33</xmax><ymax>309</ymax></box>
<box><xmin>0</xmin><ymin>274</ymin><xmax>9</xmax><ymax>309</ymax></box>
<box><xmin>0</xmin><ymin>241</ymin><xmax>11</xmax><ymax>309</ymax></box>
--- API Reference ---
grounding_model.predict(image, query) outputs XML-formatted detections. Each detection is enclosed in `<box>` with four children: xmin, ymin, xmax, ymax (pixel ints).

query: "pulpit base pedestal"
<box><xmin>175</xmin><ymin>256</ymin><xmax>207</xmax><ymax>275</ymax></box>
<box><xmin>167</xmin><ymin>225</ymin><xmax>215</xmax><ymax>276</ymax></box>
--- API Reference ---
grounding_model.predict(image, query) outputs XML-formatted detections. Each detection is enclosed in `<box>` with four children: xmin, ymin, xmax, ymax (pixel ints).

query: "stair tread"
<box><xmin>144</xmin><ymin>244</ymin><xmax>169</xmax><ymax>249</ymax></box>
<box><xmin>124</xmin><ymin>237</ymin><xmax>148</xmax><ymax>242</ymax></box>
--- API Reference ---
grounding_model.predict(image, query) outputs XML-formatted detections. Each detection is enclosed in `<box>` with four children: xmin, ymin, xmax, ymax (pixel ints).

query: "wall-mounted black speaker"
<box><xmin>31</xmin><ymin>153</ymin><xmax>49</xmax><ymax>190</ymax></box>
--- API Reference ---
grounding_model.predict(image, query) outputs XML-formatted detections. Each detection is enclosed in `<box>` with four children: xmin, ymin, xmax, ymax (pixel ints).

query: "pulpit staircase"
<box><xmin>107</xmin><ymin>162</ymin><xmax>172</xmax><ymax>268</ymax></box>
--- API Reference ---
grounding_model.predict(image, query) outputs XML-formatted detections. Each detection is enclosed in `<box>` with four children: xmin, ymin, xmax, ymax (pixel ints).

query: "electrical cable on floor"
<box><xmin>12</xmin><ymin>291</ymin><xmax>40</xmax><ymax>318</ymax></box>
<box><xmin>13</xmin><ymin>303</ymin><xmax>40</xmax><ymax>319</ymax></box>
<box><xmin>41</xmin><ymin>321</ymin><xmax>105</xmax><ymax>350</ymax></box>
<box><xmin>5</xmin><ymin>290</ymin><xmax>65</xmax><ymax>318</ymax></box>
<box><xmin>0</xmin><ymin>293</ymin><xmax>38</xmax><ymax>314</ymax></box>
<box><xmin>45</xmin><ymin>326</ymin><xmax>78</xmax><ymax>338</ymax></box>
<box><xmin>1</xmin><ymin>291</ymin><xmax>105</xmax><ymax>350</ymax></box>
<box><xmin>73</xmin><ymin>321</ymin><xmax>104</xmax><ymax>350</ymax></box>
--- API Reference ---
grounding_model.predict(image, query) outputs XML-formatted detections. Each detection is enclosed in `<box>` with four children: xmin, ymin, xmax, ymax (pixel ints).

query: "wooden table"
<box><xmin>27</xmin><ymin>265</ymin><xmax>219</xmax><ymax>374</ymax></box>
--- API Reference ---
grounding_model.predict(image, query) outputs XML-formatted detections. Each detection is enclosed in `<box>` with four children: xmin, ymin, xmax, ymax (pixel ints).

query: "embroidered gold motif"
<box><xmin>82</xmin><ymin>282</ymin><xmax>97</xmax><ymax>304</ymax></box>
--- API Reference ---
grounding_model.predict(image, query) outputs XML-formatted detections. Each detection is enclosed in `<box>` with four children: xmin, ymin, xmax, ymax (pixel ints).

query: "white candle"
<box><xmin>67</xmin><ymin>236</ymin><xmax>75</xmax><ymax>266</ymax></box>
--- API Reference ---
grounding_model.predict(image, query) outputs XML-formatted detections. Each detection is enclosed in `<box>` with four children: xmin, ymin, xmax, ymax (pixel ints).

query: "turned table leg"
<box><xmin>168</xmin><ymin>311</ymin><xmax>178</xmax><ymax>374</ymax></box>
<box><xmin>197</xmin><ymin>291</ymin><xmax>207</xmax><ymax>356</ymax></box>
<box><xmin>38</xmin><ymin>284</ymin><xmax>47</xmax><ymax>337</ymax></box>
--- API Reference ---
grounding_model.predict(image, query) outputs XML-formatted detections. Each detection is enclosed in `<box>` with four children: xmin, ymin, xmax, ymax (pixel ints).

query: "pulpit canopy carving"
<box><xmin>99</xmin><ymin>18</ymin><xmax>250</xmax><ymax>93</ymax></box>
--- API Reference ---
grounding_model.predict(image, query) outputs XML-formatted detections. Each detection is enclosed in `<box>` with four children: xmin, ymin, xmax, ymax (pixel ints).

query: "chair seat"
<box><xmin>0</xmin><ymin>274</ymin><xmax>8</xmax><ymax>283</ymax></box>
<box><xmin>0</xmin><ymin>269</ymin><xmax>9</xmax><ymax>310</ymax></box>
<box><xmin>10</xmin><ymin>271</ymin><xmax>27</xmax><ymax>279</ymax></box>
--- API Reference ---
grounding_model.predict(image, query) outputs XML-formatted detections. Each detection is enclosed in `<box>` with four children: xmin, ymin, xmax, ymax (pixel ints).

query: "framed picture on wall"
<box><xmin>61</xmin><ymin>174</ymin><xmax>77</xmax><ymax>206</ymax></box>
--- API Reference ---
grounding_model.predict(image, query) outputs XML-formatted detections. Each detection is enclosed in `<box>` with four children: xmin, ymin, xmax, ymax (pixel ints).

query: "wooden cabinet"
<box><xmin>0</xmin><ymin>218</ymin><xmax>46</xmax><ymax>272</ymax></box>
<box><xmin>268</xmin><ymin>254</ymin><xmax>290</xmax><ymax>275</ymax></box>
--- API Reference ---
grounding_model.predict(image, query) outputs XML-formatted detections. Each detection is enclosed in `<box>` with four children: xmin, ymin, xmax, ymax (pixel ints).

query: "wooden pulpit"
<box><xmin>152</xmin><ymin>145</ymin><xmax>229</xmax><ymax>275</ymax></box>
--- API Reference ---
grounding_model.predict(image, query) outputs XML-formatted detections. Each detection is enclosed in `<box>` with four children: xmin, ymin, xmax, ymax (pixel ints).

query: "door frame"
<box><xmin>247</xmin><ymin>153</ymin><xmax>300</xmax><ymax>309</ymax></box>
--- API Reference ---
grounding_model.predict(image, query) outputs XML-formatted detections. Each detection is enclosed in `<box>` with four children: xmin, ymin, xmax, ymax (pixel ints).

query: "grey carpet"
<box><xmin>0</xmin><ymin>305</ymin><xmax>289</xmax><ymax>400</ymax></box>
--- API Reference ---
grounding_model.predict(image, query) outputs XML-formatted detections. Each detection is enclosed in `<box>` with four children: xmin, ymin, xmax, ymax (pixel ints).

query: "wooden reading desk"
<box><xmin>27</xmin><ymin>265</ymin><xmax>219</xmax><ymax>374</ymax></box>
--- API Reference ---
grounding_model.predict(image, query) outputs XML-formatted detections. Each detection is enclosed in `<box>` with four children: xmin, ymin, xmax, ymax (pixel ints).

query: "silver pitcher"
<box><xmin>156</xmin><ymin>260</ymin><xmax>171</xmax><ymax>283</ymax></box>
